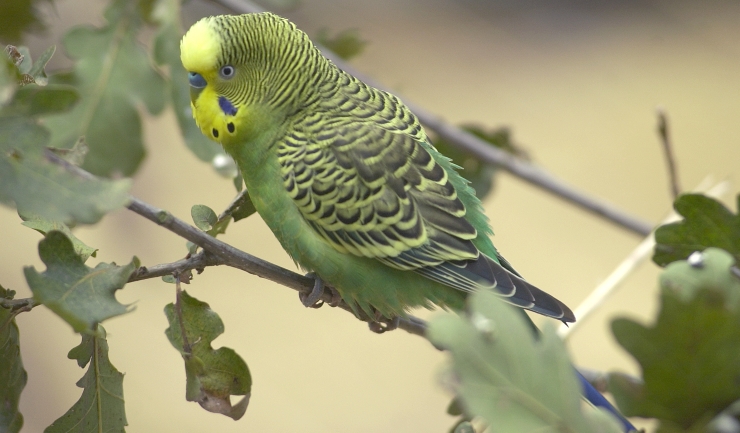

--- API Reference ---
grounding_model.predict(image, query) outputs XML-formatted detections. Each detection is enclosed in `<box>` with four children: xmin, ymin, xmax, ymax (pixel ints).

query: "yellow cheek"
<box><xmin>192</xmin><ymin>87</ymin><xmax>240</xmax><ymax>143</ymax></box>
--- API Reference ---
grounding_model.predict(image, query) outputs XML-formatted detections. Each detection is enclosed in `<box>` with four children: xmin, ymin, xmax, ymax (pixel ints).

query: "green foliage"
<box><xmin>427</xmin><ymin>290</ymin><xmax>622</xmax><ymax>433</ymax></box>
<box><xmin>24</xmin><ymin>231</ymin><xmax>136</xmax><ymax>334</ymax></box>
<box><xmin>0</xmin><ymin>150</ymin><xmax>132</xmax><ymax>224</ymax></box>
<box><xmin>20</xmin><ymin>213</ymin><xmax>98</xmax><ymax>261</ymax></box>
<box><xmin>164</xmin><ymin>291</ymin><xmax>252</xmax><ymax>420</ymax></box>
<box><xmin>1</xmin><ymin>45</ymin><xmax>131</xmax><ymax>225</ymax></box>
<box><xmin>433</xmin><ymin>126</ymin><xmax>528</xmax><ymax>200</ymax></box>
<box><xmin>316</xmin><ymin>28</ymin><xmax>367</xmax><ymax>61</ymax></box>
<box><xmin>5</xmin><ymin>45</ymin><xmax>57</xmax><ymax>87</ymax></box>
<box><xmin>654</xmin><ymin>194</ymin><xmax>740</xmax><ymax>267</ymax></box>
<box><xmin>228</xmin><ymin>191</ymin><xmax>257</xmax><ymax>223</ymax></box>
<box><xmin>190</xmin><ymin>193</ymin><xmax>258</xmax><ymax>241</ymax></box>
<box><xmin>191</xmin><ymin>204</ymin><xmax>218</xmax><ymax>231</ymax></box>
<box><xmin>0</xmin><ymin>285</ymin><xmax>27</xmax><ymax>433</ymax></box>
<box><xmin>0</xmin><ymin>116</ymin><xmax>48</xmax><ymax>153</ymax></box>
<box><xmin>610</xmin><ymin>248</ymin><xmax>740</xmax><ymax>432</ymax></box>
<box><xmin>43</xmin><ymin>0</ymin><xmax>166</xmax><ymax>177</ymax></box>
<box><xmin>48</xmin><ymin>136</ymin><xmax>89</xmax><ymax>166</ymax></box>
<box><xmin>7</xmin><ymin>84</ymin><xmax>79</xmax><ymax>116</ymax></box>
<box><xmin>0</xmin><ymin>0</ymin><xmax>50</xmax><ymax>43</ymax></box>
<box><xmin>45</xmin><ymin>328</ymin><xmax>127</xmax><ymax>433</ymax></box>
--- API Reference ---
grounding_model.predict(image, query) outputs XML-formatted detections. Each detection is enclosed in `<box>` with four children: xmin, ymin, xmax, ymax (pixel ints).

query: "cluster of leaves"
<box><xmin>431</xmin><ymin>193</ymin><xmax>740</xmax><ymax>433</ymax></box>
<box><xmin>428</xmin><ymin>290</ymin><xmax>623</xmax><ymax>433</ymax></box>
<box><xmin>0</xmin><ymin>1</ymin><xmax>255</xmax><ymax>431</ymax></box>
<box><xmin>0</xmin><ymin>44</ymin><xmax>131</xmax><ymax>224</ymax></box>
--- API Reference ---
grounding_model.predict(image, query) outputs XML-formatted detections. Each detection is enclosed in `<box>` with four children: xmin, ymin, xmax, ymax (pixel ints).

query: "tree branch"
<box><xmin>0</xmin><ymin>296</ymin><xmax>40</xmax><ymax>313</ymax></box>
<box><xmin>127</xmin><ymin>251</ymin><xmax>221</xmax><ymax>282</ymax></box>
<box><xmin>125</xmin><ymin>196</ymin><xmax>427</xmax><ymax>336</ymax></box>
<box><xmin>44</xmin><ymin>149</ymin><xmax>426</xmax><ymax>336</ymax></box>
<box><xmin>206</xmin><ymin>0</ymin><xmax>653</xmax><ymax>237</ymax></box>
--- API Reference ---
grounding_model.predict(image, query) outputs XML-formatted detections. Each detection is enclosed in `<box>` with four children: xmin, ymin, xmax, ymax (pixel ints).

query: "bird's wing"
<box><xmin>277</xmin><ymin>117</ymin><xmax>476</xmax><ymax>263</ymax></box>
<box><xmin>277</xmin><ymin>116</ymin><xmax>573</xmax><ymax>320</ymax></box>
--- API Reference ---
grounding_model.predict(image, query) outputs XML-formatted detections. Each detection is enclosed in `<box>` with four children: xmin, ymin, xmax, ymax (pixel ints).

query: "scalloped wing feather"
<box><xmin>277</xmin><ymin>114</ymin><xmax>575</xmax><ymax>321</ymax></box>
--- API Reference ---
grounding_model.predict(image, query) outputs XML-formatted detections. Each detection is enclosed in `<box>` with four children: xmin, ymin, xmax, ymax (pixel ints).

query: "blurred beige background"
<box><xmin>3</xmin><ymin>0</ymin><xmax>740</xmax><ymax>431</ymax></box>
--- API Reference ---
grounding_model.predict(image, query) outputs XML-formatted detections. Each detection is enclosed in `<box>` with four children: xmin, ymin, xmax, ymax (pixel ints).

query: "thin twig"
<box><xmin>206</xmin><ymin>0</ymin><xmax>653</xmax><ymax>237</ymax></box>
<box><xmin>657</xmin><ymin>107</ymin><xmax>681</xmax><ymax>200</ymax></box>
<box><xmin>45</xmin><ymin>147</ymin><xmax>426</xmax><ymax>336</ymax></box>
<box><xmin>128</xmin><ymin>251</ymin><xmax>220</xmax><ymax>282</ymax></box>
<box><xmin>0</xmin><ymin>296</ymin><xmax>39</xmax><ymax>311</ymax></box>
<box><xmin>126</xmin><ymin>197</ymin><xmax>427</xmax><ymax>336</ymax></box>
<box><xmin>0</xmin><ymin>297</ymin><xmax>39</xmax><ymax>331</ymax></box>
<box><xmin>558</xmin><ymin>177</ymin><xmax>730</xmax><ymax>339</ymax></box>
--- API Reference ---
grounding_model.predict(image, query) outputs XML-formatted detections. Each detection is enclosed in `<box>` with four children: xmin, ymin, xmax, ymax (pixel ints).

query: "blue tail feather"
<box><xmin>577</xmin><ymin>370</ymin><xmax>636</xmax><ymax>432</ymax></box>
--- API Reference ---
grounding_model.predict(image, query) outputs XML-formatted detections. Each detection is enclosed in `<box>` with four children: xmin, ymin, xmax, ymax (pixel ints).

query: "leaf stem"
<box><xmin>93</xmin><ymin>329</ymin><xmax>103</xmax><ymax>433</ymax></box>
<box><xmin>174</xmin><ymin>275</ymin><xmax>192</xmax><ymax>355</ymax></box>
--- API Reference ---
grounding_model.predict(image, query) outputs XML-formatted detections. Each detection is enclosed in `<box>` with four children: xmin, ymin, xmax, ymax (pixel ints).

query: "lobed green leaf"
<box><xmin>164</xmin><ymin>291</ymin><xmax>251</xmax><ymax>420</ymax></box>
<box><xmin>654</xmin><ymin>194</ymin><xmax>740</xmax><ymax>267</ymax></box>
<box><xmin>0</xmin><ymin>285</ymin><xmax>27</xmax><ymax>433</ymax></box>
<box><xmin>25</xmin><ymin>231</ymin><xmax>135</xmax><ymax>334</ymax></box>
<box><xmin>45</xmin><ymin>328</ymin><xmax>127</xmax><ymax>433</ymax></box>
<box><xmin>42</xmin><ymin>0</ymin><xmax>166</xmax><ymax>177</ymax></box>
<box><xmin>0</xmin><ymin>116</ymin><xmax>49</xmax><ymax>154</ymax></box>
<box><xmin>611</xmin><ymin>248</ymin><xmax>740</xmax><ymax>430</ymax></box>
<box><xmin>5</xmin><ymin>84</ymin><xmax>79</xmax><ymax>117</ymax></box>
<box><xmin>20</xmin><ymin>213</ymin><xmax>97</xmax><ymax>261</ymax></box>
<box><xmin>0</xmin><ymin>149</ymin><xmax>131</xmax><ymax>225</ymax></box>
<box><xmin>427</xmin><ymin>290</ymin><xmax>622</xmax><ymax>433</ymax></box>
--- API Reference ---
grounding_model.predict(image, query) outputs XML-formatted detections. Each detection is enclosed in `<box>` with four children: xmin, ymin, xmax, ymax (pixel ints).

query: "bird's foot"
<box><xmin>327</xmin><ymin>289</ymin><xmax>342</xmax><ymax>307</ymax></box>
<box><xmin>299</xmin><ymin>273</ymin><xmax>342</xmax><ymax>309</ymax></box>
<box><xmin>299</xmin><ymin>273</ymin><xmax>325</xmax><ymax>308</ymax></box>
<box><xmin>368</xmin><ymin>310</ymin><xmax>400</xmax><ymax>334</ymax></box>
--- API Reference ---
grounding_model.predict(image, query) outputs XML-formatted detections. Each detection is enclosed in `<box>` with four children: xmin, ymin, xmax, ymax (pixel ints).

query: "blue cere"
<box><xmin>218</xmin><ymin>96</ymin><xmax>238</xmax><ymax>116</ymax></box>
<box><xmin>188</xmin><ymin>72</ymin><xmax>207</xmax><ymax>88</ymax></box>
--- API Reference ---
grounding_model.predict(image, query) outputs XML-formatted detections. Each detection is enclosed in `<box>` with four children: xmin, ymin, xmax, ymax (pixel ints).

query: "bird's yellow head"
<box><xmin>180</xmin><ymin>13</ymin><xmax>323</xmax><ymax>149</ymax></box>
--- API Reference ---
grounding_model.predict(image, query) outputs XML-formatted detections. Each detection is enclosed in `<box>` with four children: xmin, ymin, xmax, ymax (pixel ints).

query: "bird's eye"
<box><xmin>219</xmin><ymin>65</ymin><xmax>235</xmax><ymax>79</ymax></box>
<box><xmin>188</xmin><ymin>72</ymin><xmax>207</xmax><ymax>89</ymax></box>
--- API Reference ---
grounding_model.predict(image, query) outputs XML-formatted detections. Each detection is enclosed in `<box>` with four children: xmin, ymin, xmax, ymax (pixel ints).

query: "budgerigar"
<box><xmin>179</xmin><ymin>12</ymin><xmax>575</xmax><ymax>324</ymax></box>
<box><xmin>178</xmin><ymin>14</ymin><xmax>644</xmax><ymax>432</ymax></box>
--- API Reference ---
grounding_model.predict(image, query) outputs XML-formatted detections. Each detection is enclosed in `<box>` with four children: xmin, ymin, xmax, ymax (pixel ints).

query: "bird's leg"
<box><xmin>299</xmin><ymin>273</ymin><xmax>342</xmax><ymax>309</ymax></box>
<box><xmin>299</xmin><ymin>273</ymin><xmax>325</xmax><ymax>308</ymax></box>
<box><xmin>368</xmin><ymin>309</ymin><xmax>400</xmax><ymax>334</ymax></box>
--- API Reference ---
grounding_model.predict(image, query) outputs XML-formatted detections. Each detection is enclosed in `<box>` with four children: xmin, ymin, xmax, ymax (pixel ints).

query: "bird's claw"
<box><xmin>328</xmin><ymin>290</ymin><xmax>342</xmax><ymax>307</ymax></box>
<box><xmin>300</xmin><ymin>273</ymin><xmax>325</xmax><ymax>308</ymax></box>
<box><xmin>299</xmin><ymin>274</ymin><xmax>343</xmax><ymax>309</ymax></box>
<box><xmin>368</xmin><ymin>314</ymin><xmax>400</xmax><ymax>334</ymax></box>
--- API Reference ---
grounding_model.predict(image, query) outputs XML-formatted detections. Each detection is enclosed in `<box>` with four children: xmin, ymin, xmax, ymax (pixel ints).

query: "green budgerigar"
<box><xmin>180</xmin><ymin>13</ymin><xmax>575</xmax><ymax>323</ymax></box>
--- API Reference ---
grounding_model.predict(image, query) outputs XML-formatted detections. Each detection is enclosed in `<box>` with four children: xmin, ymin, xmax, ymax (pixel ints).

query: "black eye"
<box><xmin>219</xmin><ymin>65</ymin><xmax>235</xmax><ymax>79</ymax></box>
